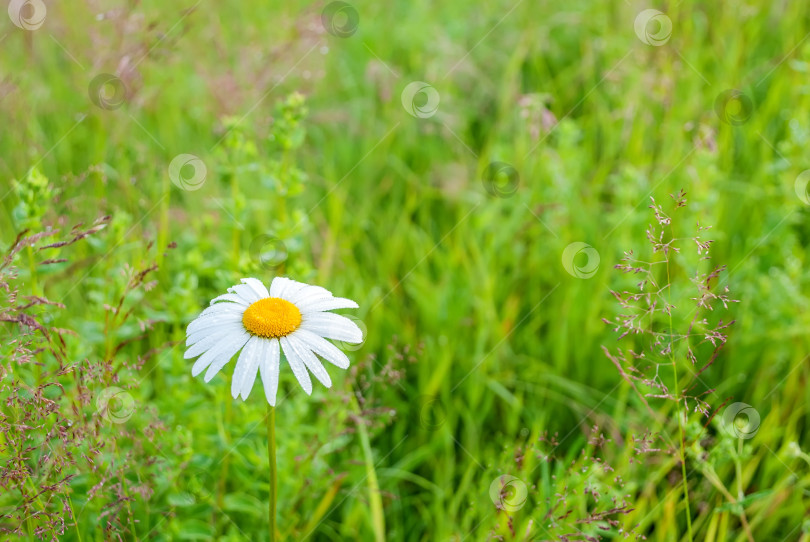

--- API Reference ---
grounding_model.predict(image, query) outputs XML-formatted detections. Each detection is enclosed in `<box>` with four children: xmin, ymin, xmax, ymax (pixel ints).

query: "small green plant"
<box><xmin>602</xmin><ymin>191</ymin><xmax>754</xmax><ymax>541</ymax></box>
<box><xmin>0</xmin><ymin>219</ymin><xmax>166</xmax><ymax>539</ymax></box>
<box><xmin>214</xmin><ymin>92</ymin><xmax>312</xmax><ymax>277</ymax></box>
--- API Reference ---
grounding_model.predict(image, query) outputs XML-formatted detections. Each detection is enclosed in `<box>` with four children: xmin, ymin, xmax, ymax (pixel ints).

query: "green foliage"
<box><xmin>12</xmin><ymin>168</ymin><xmax>52</xmax><ymax>230</ymax></box>
<box><xmin>1</xmin><ymin>0</ymin><xmax>809</xmax><ymax>540</ymax></box>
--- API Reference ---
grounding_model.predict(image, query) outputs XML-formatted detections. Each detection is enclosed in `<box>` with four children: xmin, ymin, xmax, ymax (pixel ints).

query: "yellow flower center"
<box><xmin>242</xmin><ymin>297</ymin><xmax>302</xmax><ymax>338</ymax></box>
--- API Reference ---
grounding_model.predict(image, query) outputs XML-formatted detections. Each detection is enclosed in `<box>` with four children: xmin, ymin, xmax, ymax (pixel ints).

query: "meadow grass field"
<box><xmin>1</xmin><ymin>0</ymin><xmax>810</xmax><ymax>540</ymax></box>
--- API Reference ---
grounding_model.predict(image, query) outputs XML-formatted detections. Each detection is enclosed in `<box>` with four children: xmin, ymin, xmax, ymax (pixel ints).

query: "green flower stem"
<box><xmin>266</xmin><ymin>404</ymin><xmax>278</xmax><ymax>542</ymax></box>
<box><xmin>350</xmin><ymin>391</ymin><xmax>385</xmax><ymax>542</ymax></box>
<box><xmin>666</xmin><ymin>226</ymin><xmax>693</xmax><ymax>542</ymax></box>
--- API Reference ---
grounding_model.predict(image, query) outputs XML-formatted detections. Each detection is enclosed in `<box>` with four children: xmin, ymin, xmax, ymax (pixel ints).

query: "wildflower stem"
<box><xmin>673</xmin><ymin>369</ymin><xmax>694</xmax><ymax>540</ymax></box>
<box><xmin>666</xmin><ymin>227</ymin><xmax>694</xmax><ymax>542</ymax></box>
<box><xmin>65</xmin><ymin>492</ymin><xmax>83</xmax><ymax>542</ymax></box>
<box><xmin>349</xmin><ymin>390</ymin><xmax>386</xmax><ymax>542</ymax></box>
<box><xmin>266</xmin><ymin>404</ymin><xmax>278</xmax><ymax>542</ymax></box>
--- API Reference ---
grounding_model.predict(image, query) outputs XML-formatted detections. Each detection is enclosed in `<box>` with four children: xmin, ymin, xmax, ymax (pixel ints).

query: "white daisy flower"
<box><xmin>185</xmin><ymin>277</ymin><xmax>363</xmax><ymax>405</ymax></box>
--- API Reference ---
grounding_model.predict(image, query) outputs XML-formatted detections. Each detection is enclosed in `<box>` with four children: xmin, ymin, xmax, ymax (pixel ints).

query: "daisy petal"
<box><xmin>193</xmin><ymin>302</ymin><xmax>243</xmax><ymax>321</ymax></box>
<box><xmin>187</xmin><ymin>326</ymin><xmax>219</xmax><ymax>347</ymax></box>
<box><xmin>228</xmin><ymin>283</ymin><xmax>262</xmax><ymax>304</ymax></box>
<box><xmin>280</xmin><ymin>335</ymin><xmax>312</xmax><ymax>395</ymax></box>
<box><xmin>297</xmin><ymin>296</ymin><xmax>359</xmax><ymax>314</ymax></box>
<box><xmin>287</xmin><ymin>335</ymin><xmax>332</xmax><ymax>388</ymax></box>
<box><xmin>300</xmin><ymin>312</ymin><xmax>363</xmax><ymax>343</ymax></box>
<box><xmin>210</xmin><ymin>293</ymin><xmax>248</xmax><ymax>306</ymax></box>
<box><xmin>241</xmin><ymin>338</ymin><xmax>266</xmax><ymax>400</ymax></box>
<box><xmin>191</xmin><ymin>331</ymin><xmax>248</xmax><ymax>377</ymax></box>
<box><xmin>287</xmin><ymin>285</ymin><xmax>333</xmax><ymax>305</ymax></box>
<box><xmin>231</xmin><ymin>336</ymin><xmax>260</xmax><ymax>399</ymax></box>
<box><xmin>241</xmin><ymin>277</ymin><xmax>270</xmax><ymax>299</ymax></box>
<box><xmin>203</xmin><ymin>301</ymin><xmax>244</xmax><ymax>314</ymax></box>
<box><xmin>292</xmin><ymin>328</ymin><xmax>351</xmax><ymax>369</ymax></box>
<box><xmin>259</xmin><ymin>338</ymin><xmax>281</xmax><ymax>405</ymax></box>
<box><xmin>186</xmin><ymin>322</ymin><xmax>244</xmax><ymax>350</ymax></box>
<box><xmin>186</xmin><ymin>312</ymin><xmax>243</xmax><ymax>336</ymax></box>
<box><xmin>270</xmin><ymin>277</ymin><xmax>308</xmax><ymax>300</ymax></box>
<box><xmin>203</xmin><ymin>331</ymin><xmax>250</xmax><ymax>382</ymax></box>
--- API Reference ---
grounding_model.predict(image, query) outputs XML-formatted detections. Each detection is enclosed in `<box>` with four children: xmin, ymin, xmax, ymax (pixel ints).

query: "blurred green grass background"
<box><xmin>1</xmin><ymin>0</ymin><xmax>810</xmax><ymax>540</ymax></box>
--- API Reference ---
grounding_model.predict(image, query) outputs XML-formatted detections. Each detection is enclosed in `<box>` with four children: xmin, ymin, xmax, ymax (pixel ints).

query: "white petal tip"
<box><xmin>263</xmin><ymin>387</ymin><xmax>277</xmax><ymax>405</ymax></box>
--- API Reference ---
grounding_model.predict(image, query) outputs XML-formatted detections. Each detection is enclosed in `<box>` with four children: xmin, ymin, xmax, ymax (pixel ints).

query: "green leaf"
<box><xmin>714</xmin><ymin>490</ymin><xmax>774</xmax><ymax>513</ymax></box>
